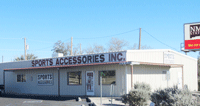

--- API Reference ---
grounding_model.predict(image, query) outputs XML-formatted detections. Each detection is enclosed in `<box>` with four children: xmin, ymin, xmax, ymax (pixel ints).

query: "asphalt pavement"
<box><xmin>0</xmin><ymin>95</ymin><xmax>90</xmax><ymax>106</ymax></box>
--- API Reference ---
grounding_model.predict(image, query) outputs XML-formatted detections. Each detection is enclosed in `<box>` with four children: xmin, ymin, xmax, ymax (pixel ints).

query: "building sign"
<box><xmin>86</xmin><ymin>71</ymin><xmax>94</xmax><ymax>95</ymax></box>
<box><xmin>184</xmin><ymin>22</ymin><xmax>200</xmax><ymax>50</ymax></box>
<box><xmin>163</xmin><ymin>52</ymin><xmax>174</xmax><ymax>64</ymax></box>
<box><xmin>38</xmin><ymin>73</ymin><xmax>53</xmax><ymax>85</ymax></box>
<box><xmin>31</xmin><ymin>52</ymin><xmax>126</xmax><ymax>67</ymax></box>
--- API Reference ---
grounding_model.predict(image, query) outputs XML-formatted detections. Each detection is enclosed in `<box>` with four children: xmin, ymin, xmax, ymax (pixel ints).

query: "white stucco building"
<box><xmin>0</xmin><ymin>49</ymin><xmax>197</xmax><ymax>97</ymax></box>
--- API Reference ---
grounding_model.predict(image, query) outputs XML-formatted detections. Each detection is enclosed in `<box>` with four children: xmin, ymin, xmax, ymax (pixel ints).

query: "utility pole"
<box><xmin>138</xmin><ymin>28</ymin><xmax>141</xmax><ymax>49</ymax></box>
<box><xmin>80</xmin><ymin>43</ymin><xmax>82</xmax><ymax>54</ymax></box>
<box><xmin>71</xmin><ymin>37</ymin><xmax>73</xmax><ymax>56</ymax></box>
<box><xmin>24</xmin><ymin>38</ymin><xmax>27</xmax><ymax>60</ymax></box>
<box><xmin>2</xmin><ymin>56</ymin><xmax>3</xmax><ymax>63</ymax></box>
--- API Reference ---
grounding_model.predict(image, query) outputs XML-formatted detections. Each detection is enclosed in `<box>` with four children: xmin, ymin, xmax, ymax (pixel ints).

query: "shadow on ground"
<box><xmin>0</xmin><ymin>94</ymin><xmax>81</xmax><ymax>101</ymax></box>
<box><xmin>103</xmin><ymin>104</ymin><xmax>125</xmax><ymax>106</ymax></box>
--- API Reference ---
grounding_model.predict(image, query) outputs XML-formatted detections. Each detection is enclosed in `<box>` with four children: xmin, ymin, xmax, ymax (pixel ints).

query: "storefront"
<box><xmin>0</xmin><ymin>49</ymin><xmax>198</xmax><ymax>97</ymax></box>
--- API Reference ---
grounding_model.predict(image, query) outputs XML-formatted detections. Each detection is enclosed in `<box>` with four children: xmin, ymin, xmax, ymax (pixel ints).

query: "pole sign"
<box><xmin>184</xmin><ymin>22</ymin><xmax>200</xmax><ymax>50</ymax></box>
<box><xmin>31</xmin><ymin>52</ymin><xmax>126</xmax><ymax>67</ymax></box>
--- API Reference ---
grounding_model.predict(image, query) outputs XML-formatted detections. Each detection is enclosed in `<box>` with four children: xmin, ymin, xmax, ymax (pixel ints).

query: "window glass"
<box><xmin>99</xmin><ymin>71</ymin><xmax>116</xmax><ymax>85</ymax></box>
<box><xmin>68</xmin><ymin>71</ymin><xmax>82</xmax><ymax>85</ymax></box>
<box><xmin>17</xmin><ymin>74</ymin><xmax>26</xmax><ymax>82</ymax></box>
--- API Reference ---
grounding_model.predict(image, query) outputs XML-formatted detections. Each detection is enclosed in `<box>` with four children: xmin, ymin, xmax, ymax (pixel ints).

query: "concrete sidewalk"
<box><xmin>88</xmin><ymin>97</ymin><xmax>126</xmax><ymax>106</ymax></box>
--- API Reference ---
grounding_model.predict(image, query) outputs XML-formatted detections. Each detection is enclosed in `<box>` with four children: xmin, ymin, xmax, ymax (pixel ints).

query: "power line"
<box><xmin>0</xmin><ymin>38</ymin><xmax>22</xmax><ymax>40</ymax></box>
<box><xmin>0</xmin><ymin>49</ymin><xmax>23</xmax><ymax>51</ymax></box>
<box><xmin>142</xmin><ymin>29</ymin><xmax>180</xmax><ymax>51</ymax></box>
<box><xmin>74</xmin><ymin>28</ymin><xmax>139</xmax><ymax>39</ymax></box>
<box><xmin>27</xmin><ymin>39</ymin><xmax>54</xmax><ymax>43</ymax></box>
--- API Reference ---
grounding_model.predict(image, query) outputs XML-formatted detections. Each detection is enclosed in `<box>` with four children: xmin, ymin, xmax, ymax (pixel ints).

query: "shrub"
<box><xmin>122</xmin><ymin>82</ymin><xmax>151</xmax><ymax>106</ymax></box>
<box><xmin>151</xmin><ymin>85</ymin><xmax>197</xmax><ymax>106</ymax></box>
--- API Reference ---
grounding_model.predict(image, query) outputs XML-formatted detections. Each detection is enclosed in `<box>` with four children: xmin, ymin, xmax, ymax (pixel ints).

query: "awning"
<box><xmin>4</xmin><ymin>61</ymin><xmax>183</xmax><ymax>71</ymax></box>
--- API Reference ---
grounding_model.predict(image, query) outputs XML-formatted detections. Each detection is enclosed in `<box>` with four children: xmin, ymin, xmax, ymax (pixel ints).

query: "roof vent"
<box><xmin>52</xmin><ymin>53</ymin><xmax>63</xmax><ymax>57</ymax></box>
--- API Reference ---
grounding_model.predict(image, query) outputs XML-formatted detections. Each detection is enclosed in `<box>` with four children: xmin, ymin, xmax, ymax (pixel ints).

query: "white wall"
<box><xmin>5</xmin><ymin>69</ymin><xmax>58</xmax><ymax>95</ymax></box>
<box><xmin>126</xmin><ymin>49</ymin><xmax>198</xmax><ymax>91</ymax></box>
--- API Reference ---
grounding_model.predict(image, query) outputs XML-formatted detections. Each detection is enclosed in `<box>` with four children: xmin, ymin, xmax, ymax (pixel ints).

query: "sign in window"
<box><xmin>37</xmin><ymin>73</ymin><xmax>53</xmax><ymax>85</ymax></box>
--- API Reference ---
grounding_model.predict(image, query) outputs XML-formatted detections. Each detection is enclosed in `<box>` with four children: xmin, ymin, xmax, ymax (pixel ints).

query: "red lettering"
<box><xmin>88</xmin><ymin>56</ymin><xmax>92</xmax><ymax>63</ymax></box>
<box><xmin>42</xmin><ymin>60</ymin><xmax>45</xmax><ymax>66</ymax></box>
<box><xmin>50</xmin><ymin>59</ymin><xmax>53</xmax><ymax>66</ymax></box>
<box><xmin>46</xmin><ymin>59</ymin><xmax>49</xmax><ymax>66</ymax></box>
<box><xmin>69</xmin><ymin>57</ymin><xmax>72</xmax><ymax>64</ymax></box>
<box><xmin>73</xmin><ymin>57</ymin><xmax>77</xmax><ymax>64</ymax></box>
<box><xmin>93</xmin><ymin>55</ymin><xmax>95</xmax><ymax>62</ymax></box>
<box><xmin>77</xmin><ymin>56</ymin><xmax>81</xmax><ymax>64</ymax></box>
<box><xmin>35</xmin><ymin>60</ymin><xmax>39</xmax><ymax>66</ymax></box>
<box><xmin>60</xmin><ymin>58</ymin><xmax>64</xmax><ymax>65</ymax></box>
<box><xmin>95</xmin><ymin>55</ymin><xmax>99</xmax><ymax>63</ymax></box>
<box><xmin>32</xmin><ymin>60</ymin><xmax>35</xmax><ymax>67</ymax></box>
<box><xmin>82</xmin><ymin>56</ymin><xmax>87</xmax><ymax>63</ymax></box>
<box><xmin>64</xmin><ymin>57</ymin><xmax>68</xmax><ymax>65</ymax></box>
<box><xmin>100</xmin><ymin>54</ymin><xmax>105</xmax><ymax>62</ymax></box>
<box><xmin>117</xmin><ymin>53</ymin><xmax>123</xmax><ymax>61</ymax></box>
<box><xmin>56</xmin><ymin>58</ymin><xmax>59</xmax><ymax>65</ymax></box>
<box><xmin>111</xmin><ymin>53</ymin><xmax>116</xmax><ymax>62</ymax></box>
<box><xmin>39</xmin><ymin>60</ymin><xmax>42</xmax><ymax>66</ymax></box>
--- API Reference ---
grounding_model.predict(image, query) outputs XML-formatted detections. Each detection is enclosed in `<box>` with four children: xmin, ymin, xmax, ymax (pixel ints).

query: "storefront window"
<box><xmin>68</xmin><ymin>71</ymin><xmax>82</xmax><ymax>85</ymax></box>
<box><xmin>99</xmin><ymin>70</ymin><xmax>116</xmax><ymax>85</ymax></box>
<box><xmin>17</xmin><ymin>74</ymin><xmax>26</xmax><ymax>82</ymax></box>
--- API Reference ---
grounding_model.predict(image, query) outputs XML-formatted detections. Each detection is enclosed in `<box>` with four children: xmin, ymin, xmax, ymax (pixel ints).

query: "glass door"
<box><xmin>86</xmin><ymin>71</ymin><xmax>94</xmax><ymax>95</ymax></box>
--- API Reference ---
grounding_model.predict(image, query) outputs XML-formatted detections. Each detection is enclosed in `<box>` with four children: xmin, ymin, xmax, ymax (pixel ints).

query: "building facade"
<box><xmin>0</xmin><ymin>49</ymin><xmax>198</xmax><ymax>97</ymax></box>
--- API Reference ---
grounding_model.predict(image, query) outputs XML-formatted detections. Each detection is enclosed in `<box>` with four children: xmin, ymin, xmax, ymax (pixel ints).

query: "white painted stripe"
<box><xmin>23</xmin><ymin>100</ymin><xmax>43</xmax><ymax>103</ymax></box>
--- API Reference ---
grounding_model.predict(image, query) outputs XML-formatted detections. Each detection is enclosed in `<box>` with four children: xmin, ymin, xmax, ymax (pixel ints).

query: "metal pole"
<box><xmin>139</xmin><ymin>28</ymin><xmax>141</xmax><ymax>50</ymax></box>
<box><xmin>24</xmin><ymin>38</ymin><xmax>27</xmax><ymax>60</ymax></box>
<box><xmin>2</xmin><ymin>56</ymin><xmax>3</xmax><ymax>63</ymax></box>
<box><xmin>71</xmin><ymin>37</ymin><xmax>73</xmax><ymax>56</ymax></box>
<box><xmin>58</xmin><ymin>68</ymin><xmax>60</xmax><ymax>97</ymax></box>
<box><xmin>100</xmin><ymin>76</ymin><xmax>102</xmax><ymax>106</ymax></box>
<box><xmin>131</xmin><ymin>65</ymin><xmax>133</xmax><ymax>89</ymax></box>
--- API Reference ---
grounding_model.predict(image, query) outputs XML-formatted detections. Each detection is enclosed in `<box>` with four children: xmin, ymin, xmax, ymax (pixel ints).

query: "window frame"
<box><xmin>98</xmin><ymin>70</ymin><xmax>116</xmax><ymax>85</ymax></box>
<box><xmin>17</xmin><ymin>74</ymin><xmax>26</xmax><ymax>82</ymax></box>
<box><xmin>67</xmin><ymin>71</ymin><xmax>82</xmax><ymax>85</ymax></box>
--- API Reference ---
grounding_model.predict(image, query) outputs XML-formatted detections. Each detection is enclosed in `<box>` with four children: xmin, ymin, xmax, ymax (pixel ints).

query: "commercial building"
<box><xmin>0</xmin><ymin>49</ymin><xmax>197</xmax><ymax>97</ymax></box>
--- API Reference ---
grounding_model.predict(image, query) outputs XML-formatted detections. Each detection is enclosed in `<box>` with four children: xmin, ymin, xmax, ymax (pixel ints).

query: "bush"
<box><xmin>151</xmin><ymin>85</ymin><xmax>197</xmax><ymax>106</ymax></box>
<box><xmin>122</xmin><ymin>82</ymin><xmax>151</xmax><ymax>106</ymax></box>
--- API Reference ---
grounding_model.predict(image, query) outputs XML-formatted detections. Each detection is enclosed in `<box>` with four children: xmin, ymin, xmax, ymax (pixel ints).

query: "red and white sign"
<box><xmin>184</xmin><ymin>22</ymin><xmax>200</xmax><ymax>50</ymax></box>
<box><xmin>31</xmin><ymin>52</ymin><xmax>126</xmax><ymax>67</ymax></box>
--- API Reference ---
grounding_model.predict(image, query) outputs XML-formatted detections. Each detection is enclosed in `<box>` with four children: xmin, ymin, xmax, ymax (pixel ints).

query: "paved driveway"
<box><xmin>0</xmin><ymin>96</ymin><xmax>90</xmax><ymax>106</ymax></box>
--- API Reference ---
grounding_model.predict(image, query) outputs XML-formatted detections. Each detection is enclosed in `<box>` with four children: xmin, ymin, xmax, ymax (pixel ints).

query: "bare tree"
<box><xmin>52</xmin><ymin>40</ymin><xmax>71</xmax><ymax>56</ymax></box>
<box><xmin>108</xmin><ymin>37</ymin><xmax>128</xmax><ymax>51</ymax></box>
<box><xmin>52</xmin><ymin>40</ymin><xmax>80</xmax><ymax>56</ymax></box>
<box><xmin>84</xmin><ymin>44</ymin><xmax>105</xmax><ymax>54</ymax></box>
<box><xmin>14</xmin><ymin>53</ymin><xmax>38</xmax><ymax>61</ymax></box>
<box><xmin>130</xmin><ymin>43</ymin><xmax>152</xmax><ymax>50</ymax></box>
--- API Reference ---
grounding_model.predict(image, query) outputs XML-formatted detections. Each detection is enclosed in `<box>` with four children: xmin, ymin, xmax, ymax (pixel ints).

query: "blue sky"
<box><xmin>0</xmin><ymin>0</ymin><xmax>200</xmax><ymax>62</ymax></box>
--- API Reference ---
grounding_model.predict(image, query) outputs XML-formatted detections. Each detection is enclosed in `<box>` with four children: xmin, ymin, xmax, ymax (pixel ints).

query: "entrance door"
<box><xmin>178</xmin><ymin>72</ymin><xmax>182</xmax><ymax>89</ymax></box>
<box><xmin>86</xmin><ymin>71</ymin><xmax>94</xmax><ymax>95</ymax></box>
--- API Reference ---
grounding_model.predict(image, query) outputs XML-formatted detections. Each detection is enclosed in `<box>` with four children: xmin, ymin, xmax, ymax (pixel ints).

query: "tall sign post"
<box><xmin>100</xmin><ymin>72</ymin><xmax>105</xmax><ymax>106</ymax></box>
<box><xmin>100</xmin><ymin>72</ymin><xmax>102</xmax><ymax>106</ymax></box>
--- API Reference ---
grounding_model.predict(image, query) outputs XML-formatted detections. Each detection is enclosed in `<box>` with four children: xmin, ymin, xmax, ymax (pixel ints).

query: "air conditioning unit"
<box><xmin>52</xmin><ymin>53</ymin><xmax>63</xmax><ymax>57</ymax></box>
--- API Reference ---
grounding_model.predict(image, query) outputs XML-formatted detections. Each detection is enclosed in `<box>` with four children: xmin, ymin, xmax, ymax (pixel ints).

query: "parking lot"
<box><xmin>0</xmin><ymin>95</ymin><xmax>91</xmax><ymax>106</ymax></box>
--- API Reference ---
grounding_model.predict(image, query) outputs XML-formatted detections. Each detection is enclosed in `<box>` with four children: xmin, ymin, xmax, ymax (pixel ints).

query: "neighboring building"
<box><xmin>0</xmin><ymin>49</ymin><xmax>197</xmax><ymax>97</ymax></box>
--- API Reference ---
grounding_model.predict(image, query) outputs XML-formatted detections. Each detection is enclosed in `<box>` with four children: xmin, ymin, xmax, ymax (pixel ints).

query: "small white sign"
<box><xmin>164</xmin><ymin>52</ymin><xmax>174</xmax><ymax>64</ymax></box>
<box><xmin>37</xmin><ymin>73</ymin><xmax>53</xmax><ymax>85</ymax></box>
